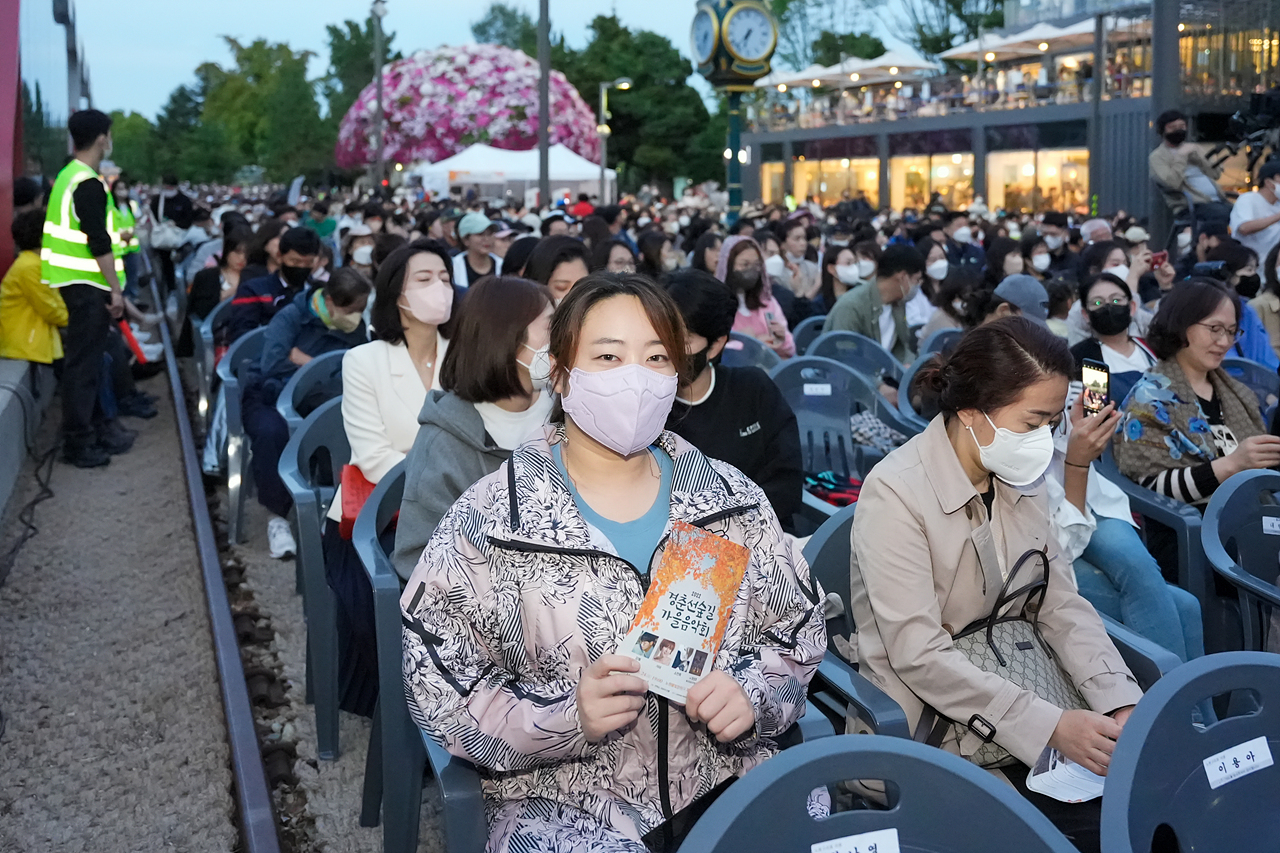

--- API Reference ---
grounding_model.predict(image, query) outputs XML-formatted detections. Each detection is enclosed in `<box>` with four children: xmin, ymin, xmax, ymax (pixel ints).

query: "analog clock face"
<box><xmin>691</xmin><ymin>9</ymin><xmax>716</xmax><ymax>65</ymax></box>
<box><xmin>725</xmin><ymin>6</ymin><xmax>773</xmax><ymax>63</ymax></box>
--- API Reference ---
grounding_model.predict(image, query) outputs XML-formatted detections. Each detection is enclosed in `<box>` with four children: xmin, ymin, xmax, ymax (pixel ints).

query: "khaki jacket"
<box><xmin>849</xmin><ymin>416</ymin><xmax>1142</xmax><ymax>767</ymax></box>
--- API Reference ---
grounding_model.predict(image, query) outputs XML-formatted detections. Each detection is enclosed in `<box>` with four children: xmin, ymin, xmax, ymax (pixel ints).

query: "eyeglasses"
<box><xmin>1087</xmin><ymin>296</ymin><xmax>1130</xmax><ymax>310</ymax></box>
<box><xmin>1195</xmin><ymin>322</ymin><xmax>1243</xmax><ymax>342</ymax></box>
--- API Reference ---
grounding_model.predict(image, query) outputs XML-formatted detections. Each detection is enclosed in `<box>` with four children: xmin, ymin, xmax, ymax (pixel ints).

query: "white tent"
<box><xmin>410</xmin><ymin>142</ymin><xmax>617</xmax><ymax>199</ymax></box>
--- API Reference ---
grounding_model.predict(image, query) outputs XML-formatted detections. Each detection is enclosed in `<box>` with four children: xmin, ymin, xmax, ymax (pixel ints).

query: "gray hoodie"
<box><xmin>391</xmin><ymin>389</ymin><xmax>511</xmax><ymax>578</ymax></box>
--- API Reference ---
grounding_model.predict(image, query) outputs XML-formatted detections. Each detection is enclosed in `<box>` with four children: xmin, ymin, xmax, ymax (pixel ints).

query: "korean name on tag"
<box><xmin>811</xmin><ymin>827</ymin><xmax>900</xmax><ymax>853</ymax></box>
<box><xmin>1262</xmin><ymin>515</ymin><xmax>1280</xmax><ymax>536</ymax></box>
<box><xmin>804</xmin><ymin>383</ymin><xmax>833</xmax><ymax>396</ymax></box>
<box><xmin>1203</xmin><ymin>736</ymin><xmax>1273</xmax><ymax>790</ymax></box>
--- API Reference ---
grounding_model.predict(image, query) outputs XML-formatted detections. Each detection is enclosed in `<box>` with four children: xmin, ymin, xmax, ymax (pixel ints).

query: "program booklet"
<box><xmin>1025</xmin><ymin>747</ymin><xmax>1105</xmax><ymax>803</ymax></box>
<box><xmin>615</xmin><ymin>520</ymin><xmax>750</xmax><ymax>704</ymax></box>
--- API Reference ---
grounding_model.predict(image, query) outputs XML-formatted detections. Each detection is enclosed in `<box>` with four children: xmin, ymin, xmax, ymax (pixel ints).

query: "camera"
<box><xmin>1191</xmin><ymin>260</ymin><xmax>1231</xmax><ymax>282</ymax></box>
<box><xmin>1208</xmin><ymin>87</ymin><xmax>1280</xmax><ymax>173</ymax></box>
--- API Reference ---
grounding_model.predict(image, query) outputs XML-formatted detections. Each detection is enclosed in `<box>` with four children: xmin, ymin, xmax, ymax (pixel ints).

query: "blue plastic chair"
<box><xmin>806</xmin><ymin>330</ymin><xmax>904</xmax><ymax>382</ymax></box>
<box><xmin>1201</xmin><ymin>469</ymin><xmax>1280</xmax><ymax>651</ymax></box>
<box><xmin>1221</xmin><ymin>356</ymin><xmax>1279</xmax><ymax>424</ymax></box>
<box><xmin>721</xmin><ymin>331</ymin><xmax>782</xmax><ymax>372</ymax></box>
<box><xmin>792</xmin><ymin>314</ymin><xmax>826</xmax><ymax>355</ymax></box>
<box><xmin>919</xmin><ymin>326</ymin><xmax>963</xmax><ymax>357</ymax></box>
<box><xmin>353</xmin><ymin>462</ymin><xmax>488</xmax><ymax>853</ymax></box>
<box><xmin>1101</xmin><ymin>652</ymin><xmax>1280</xmax><ymax>853</ymax></box>
<box><xmin>770</xmin><ymin>356</ymin><xmax>922</xmax><ymax>481</ymax></box>
<box><xmin>217</xmin><ymin>326</ymin><xmax>269</xmax><ymax>544</ymax></box>
<box><xmin>277</xmin><ymin>350</ymin><xmax>346</xmax><ymax>436</ymax></box>
<box><xmin>1094</xmin><ymin>447</ymin><xmax>1236</xmax><ymax>653</ymax></box>
<box><xmin>896</xmin><ymin>352</ymin><xmax>933</xmax><ymax>433</ymax></box>
<box><xmin>192</xmin><ymin>297</ymin><xmax>233</xmax><ymax>433</ymax></box>
<box><xmin>680</xmin><ymin>736</ymin><xmax>1078</xmax><ymax>853</ymax></box>
<box><xmin>277</xmin><ymin>396</ymin><xmax>350</xmax><ymax>761</ymax></box>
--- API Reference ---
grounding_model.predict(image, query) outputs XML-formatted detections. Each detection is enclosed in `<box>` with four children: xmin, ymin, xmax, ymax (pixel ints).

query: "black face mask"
<box><xmin>280</xmin><ymin>264</ymin><xmax>312</xmax><ymax>290</ymax></box>
<box><xmin>1164</xmin><ymin>129</ymin><xmax>1187</xmax><ymax>146</ymax></box>
<box><xmin>727</xmin><ymin>266</ymin><xmax>761</xmax><ymax>294</ymax></box>
<box><xmin>1088</xmin><ymin>303</ymin><xmax>1131</xmax><ymax>337</ymax></box>
<box><xmin>1237</xmin><ymin>273</ymin><xmax>1262</xmax><ymax>299</ymax></box>
<box><xmin>688</xmin><ymin>345</ymin><xmax>711</xmax><ymax>378</ymax></box>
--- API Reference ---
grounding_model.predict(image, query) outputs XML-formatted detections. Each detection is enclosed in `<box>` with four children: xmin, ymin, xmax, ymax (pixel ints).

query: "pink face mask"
<box><xmin>399</xmin><ymin>281</ymin><xmax>452</xmax><ymax>326</ymax></box>
<box><xmin>561</xmin><ymin>364</ymin><xmax>678</xmax><ymax>457</ymax></box>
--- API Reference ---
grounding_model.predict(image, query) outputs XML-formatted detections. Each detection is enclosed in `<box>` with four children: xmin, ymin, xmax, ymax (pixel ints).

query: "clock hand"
<box><xmin>744</xmin><ymin>28</ymin><xmax>753</xmax><ymax>41</ymax></box>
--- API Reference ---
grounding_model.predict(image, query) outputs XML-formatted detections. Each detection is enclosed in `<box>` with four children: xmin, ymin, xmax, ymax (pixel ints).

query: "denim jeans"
<box><xmin>1074</xmin><ymin>516</ymin><xmax>1204</xmax><ymax>662</ymax></box>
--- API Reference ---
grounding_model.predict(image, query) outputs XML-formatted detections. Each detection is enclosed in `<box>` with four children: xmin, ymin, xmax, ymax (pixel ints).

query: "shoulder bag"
<box><xmin>917</xmin><ymin>548</ymin><xmax>1087</xmax><ymax>768</ymax></box>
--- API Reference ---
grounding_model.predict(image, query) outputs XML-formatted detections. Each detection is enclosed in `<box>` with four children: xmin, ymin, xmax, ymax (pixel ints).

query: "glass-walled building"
<box><xmin>742</xmin><ymin>2</ymin><xmax>1270</xmax><ymax>217</ymax></box>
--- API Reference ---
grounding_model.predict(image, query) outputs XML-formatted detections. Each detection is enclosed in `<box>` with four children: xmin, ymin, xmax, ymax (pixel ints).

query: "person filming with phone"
<box><xmin>1070</xmin><ymin>273</ymin><xmax>1157</xmax><ymax>405</ymax></box>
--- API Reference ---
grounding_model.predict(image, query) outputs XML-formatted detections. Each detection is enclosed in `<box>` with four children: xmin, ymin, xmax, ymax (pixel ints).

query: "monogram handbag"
<box><xmin>918</xmin><ymin>548</ymin><xmax>1087</xmax><ymax>768</ymax></box>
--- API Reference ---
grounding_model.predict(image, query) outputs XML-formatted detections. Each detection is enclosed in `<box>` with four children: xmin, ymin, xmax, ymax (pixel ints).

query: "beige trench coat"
<box><xmin>849</xmin><ymin>416</ymin><xmax>1143</xmax><ymax>767</ymax></box>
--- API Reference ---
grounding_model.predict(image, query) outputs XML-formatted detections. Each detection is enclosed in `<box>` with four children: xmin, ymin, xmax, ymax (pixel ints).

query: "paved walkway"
<box><xmin>0</xmin><ymin>380</ymin><xmax>236</xmax><ymax>853</ymax></box>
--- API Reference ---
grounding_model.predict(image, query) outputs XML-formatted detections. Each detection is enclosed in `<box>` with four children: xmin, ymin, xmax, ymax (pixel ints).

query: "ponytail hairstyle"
<box><xmin>913</xmin><ymin>317</ymin><xmax>1073</xmax><ymax>416</ymax></box>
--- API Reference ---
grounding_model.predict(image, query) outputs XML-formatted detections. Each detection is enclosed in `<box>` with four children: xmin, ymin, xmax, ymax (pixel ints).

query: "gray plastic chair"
<box><xmin>217</xmin><ymin>326</ymin><xmax>269</xmax><ymax>544</ymax></box>
<box><xmin>1221</xmin><ymin>356</ymin><xmax>1279</xmax><ymax>424</ymax></box>
<box><xmin>352</xmin><ymin>461</ymin><xmax>489</xmax><ymax>853</ymax></box>
<box><xmin>680</xmin><ymin>735</ymin><xmax>1078</xmax><ymax>853</ymax></box>
<box><xmin>896</xmin><ymin>351</ymin><xmax>933</xmax><ymax>433</ymax></box>
<box><xmin>277</xmin><ymin>396</ymin><xmax>350</xmax><ymax>761</ymax></box>
<box><xmin>1101</xmin><ymin>651</ymin><xmax>1280</xmax><ymax>853</ymax></box>
<box><xmin>919</xmin><ymin>326</ymin><xmax>963</xmax><ymax>357</ymax></box>
<box><xmin>792</xmin><ymin>314</ymin><xmax>826</xmax><ymax>355</ymax></box>
<box><xmin>192</xmin><ymin>297</ymin><xmax>233</xmax><ymax>434</ymax></box>
<box><xmin>1202</xmin><ymin>469</ymin><xmax>1280</xmax><ymax>651</ymax></box>
<box><xmin>1095</xmin><ymin>447</ymin><xmax>1235</xmax><ymax>653</ymax></box>
<box><xmin>806</xmin><ymin>330</ymin><xmax>904</xmax><ymax>382</ymax></box>
<box><xmin>277</xmin><ymin>350</ymin><xmax>346</xmax><ymax>436</ymax></box>
<box><xmin>721</xmin><ymin>331</ymin><xmax>782</xmax><ymax>372</ymax></box>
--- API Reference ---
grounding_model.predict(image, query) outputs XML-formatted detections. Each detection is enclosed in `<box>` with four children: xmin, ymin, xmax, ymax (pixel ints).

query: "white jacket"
<box><xmin>326</xmin><ymin>335</ymin><xmax>448</xmax><ymax>521</ymax></box>
<box><xmin>451</xmin><ymin>251</ymin><xmax>502</xmax><ymax>289</ymax></box>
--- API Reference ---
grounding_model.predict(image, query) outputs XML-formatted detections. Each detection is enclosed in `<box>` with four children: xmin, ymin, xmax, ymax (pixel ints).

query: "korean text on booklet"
<box><xmin>616</xmin><ymin>520</ymin><xmax>750</xmax><ymax>704</ymax></box>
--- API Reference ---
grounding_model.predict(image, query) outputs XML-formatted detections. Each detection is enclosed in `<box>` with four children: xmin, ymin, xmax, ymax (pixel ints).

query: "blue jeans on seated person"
<box><xmin>1074</xmin><ymin>516</ymin><xmax>1204</xmax><ymax>662</ymax></box>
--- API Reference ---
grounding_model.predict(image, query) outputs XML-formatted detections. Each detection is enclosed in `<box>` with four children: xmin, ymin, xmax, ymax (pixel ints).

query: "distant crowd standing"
<box><xmin>4</xmin><ymin>106</ymin><xmax>1279</xmax><ymax>853</ymax></box>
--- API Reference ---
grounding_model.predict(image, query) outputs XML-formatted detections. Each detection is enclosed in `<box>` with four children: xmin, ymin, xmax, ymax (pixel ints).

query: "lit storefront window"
<box><xmin>986</xmin><ymin>149</ymin><xmax>1089</xmax><ymax>213</ymax></box>
<box><xmin>890</xmin><ymin>154</ymin><xmax>972</xmax><ymax>211</ymax></box>
<box><xmin>792</xmin><ymin>159</ymin><xmax>821</xmax><ymax>204</ymax></box>
<box><xmin>791</xmin><ymin>157</ymin><xmax>879</xmax><ymax>207</ymax></box>
<box><xmin>890</xmin><ymin>156</ymin><xmax>930</xmax><ymax>212</ymax></box>
<box><xmin>761</xmin><ymin>162</ymin><xmax>786</xmax><ymax>205</ymax></box>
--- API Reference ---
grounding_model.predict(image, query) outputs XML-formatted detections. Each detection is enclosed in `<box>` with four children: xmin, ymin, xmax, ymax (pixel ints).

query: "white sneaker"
<box><xmin>267</xmin><ymin>516</ymin><xmax>296</xmax><ymax>559</ymax></box>
<box><xmin>140</xmin><ymin>342</ymin><xmax>165</xmax><ymax>362</ymax></box>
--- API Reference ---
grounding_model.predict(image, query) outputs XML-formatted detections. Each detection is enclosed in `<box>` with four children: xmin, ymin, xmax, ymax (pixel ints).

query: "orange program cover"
<box><xmin>616</xmin><ymin>520</ymin><xmax>750</xmax><ymax>704</ymax></box>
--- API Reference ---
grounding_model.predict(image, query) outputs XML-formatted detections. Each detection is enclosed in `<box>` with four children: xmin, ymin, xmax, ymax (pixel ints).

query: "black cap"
<box><xmin>1258</xmin><ymin>161</ymin><xmax>1280</xmax><ymax>184</ymax></box>
<box><xmin>1041</xmin><ymin>212</ymin><xmax>1069</xmax><ymax>228</ymax></box>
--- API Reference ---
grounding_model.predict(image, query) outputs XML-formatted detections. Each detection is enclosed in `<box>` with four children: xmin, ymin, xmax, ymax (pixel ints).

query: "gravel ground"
<box><xmin>225</xmin><ymin>495</ymin><xmax>445</xmax><ymax>853</ymax></box>
<box><xmin>0</xmin><ymin>377</ymin><xmax>237</xmax><ymax>853</ymax></box>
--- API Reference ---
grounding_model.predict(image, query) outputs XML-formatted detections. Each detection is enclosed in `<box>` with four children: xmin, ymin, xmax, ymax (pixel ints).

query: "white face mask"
<box><xmin>662</xmin><ymin>254</ymin><xmax>680</xmax><ymax>272</ymax></box>
<box><xmin>1177</xmin><ymin>231</ymin><xmax>1193</xmax><ymax>251</ymax></box>
<box><xmin>678</xmin><ymin>214</ymin><xmax>691</xmax><ymax>228</ymax></box>
<box><xmin>517</xmin><ymin>343</ymin><xmax>552</xmax><ymax>391</ymax></box>
<box><xmin>967</xmin><ymin>412</ymin><xmax>1056</xmax><ymax>487</ymax></box>
<box><xmin>352</xmin><ymin>244</ymin><xmax>374</xmax><ymax>266</ymax></box>
<box><xmin>1032</xmin><ymin>253</ymin><xmax>1052</xmax><ymax>272</ymax></box>
<box><xmin>926</xmin><ymin>258</ymin><xmax>950</xmax><ymax>281</ymax></box>
<box><xmin>663</xmin><ymin>220</ymin><xmax>680</xmax><ymax>235</ymax></box>
<box><xmin>764</xmin><ymin>254</ymin><xmax>787</xmax><ymax>278</ymax></box>
<box><xmin>952</xmin><ymin>226</ymin><xmax>972</xmax><ymax>245</ymax></box>
<box><xmin>835</xmin><ymin>264</ymin><xmax>862</xmax><ymax>284</ymax></box>
<box><xmin>1105</xmin><ymin>264</ymin><xmax>1131</xmax><ymax>282</ymax></box>
<box><xmin>855</xmin><ymin>258</ymin><xmax>877</xmax><ymax>279</ymax></box>
<box><xmin>1043</xmin><ymin>234</ymin><xmax>1065</xmax><ymax>251</ymax></box>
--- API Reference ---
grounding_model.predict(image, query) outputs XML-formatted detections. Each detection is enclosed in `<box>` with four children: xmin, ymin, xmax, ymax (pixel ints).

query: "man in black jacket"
<box><xmin>223</xmin><ymin>227</ymin><xmax>321</xmax><ymax>343</ymax></box>
<box><xmin>663</xmin><ymin>270</ymin><xmax>804</xmax><ymax>527</ymax></box>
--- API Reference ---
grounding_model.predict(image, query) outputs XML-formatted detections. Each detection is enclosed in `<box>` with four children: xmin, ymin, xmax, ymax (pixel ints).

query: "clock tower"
<box><xmin>691</xmin><ymin>0</ymin><xmax>777</xmax><ymax>221</ymax></box>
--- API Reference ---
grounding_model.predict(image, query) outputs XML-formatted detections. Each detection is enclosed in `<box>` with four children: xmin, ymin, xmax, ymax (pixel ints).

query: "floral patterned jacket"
<box><xmin>400</xmin><ymin>426</ymin><xmax>826</xmax><ymax>844</ymax></box>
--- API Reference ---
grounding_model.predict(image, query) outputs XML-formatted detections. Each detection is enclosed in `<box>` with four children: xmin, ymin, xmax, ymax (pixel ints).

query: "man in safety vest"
<box><xmin>41</xmin><ymin>109</ymin><xmax>132</xmax><ymax>468</ymax></box>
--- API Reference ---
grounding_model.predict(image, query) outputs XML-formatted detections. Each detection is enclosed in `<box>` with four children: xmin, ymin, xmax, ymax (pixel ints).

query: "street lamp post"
<box><xmin>597</xmin><ymin>77</ymin><xmax>631</xmax><ymax>205</ymax></box>
<box><xmin>371</xmin><ymin>0</ymin><xmax>388</xmax><ymax>196</ymax></box>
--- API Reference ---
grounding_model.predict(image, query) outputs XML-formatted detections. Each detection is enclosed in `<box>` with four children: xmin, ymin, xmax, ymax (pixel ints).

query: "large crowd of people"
<box><xmin>3</xmin><ymin>106</ymin><xmax>1278</xmax><ymax>853</ymax></box>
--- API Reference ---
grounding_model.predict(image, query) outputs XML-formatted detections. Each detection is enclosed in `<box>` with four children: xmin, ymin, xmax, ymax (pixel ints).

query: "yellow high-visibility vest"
<box><xmin>41</xmin><ymin>158</ymin><xmax>124</xmax><ymax>290</ymax></box>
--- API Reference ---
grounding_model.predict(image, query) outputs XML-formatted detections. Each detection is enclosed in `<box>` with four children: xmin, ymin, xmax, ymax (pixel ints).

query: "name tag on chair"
<box><xmin>812</xmin><ymin>827</ymin><xmax>900</xmax><ymax>853</ymax></box>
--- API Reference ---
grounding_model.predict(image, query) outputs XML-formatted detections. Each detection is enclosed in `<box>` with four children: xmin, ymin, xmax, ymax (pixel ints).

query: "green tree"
<box><xmin>471</xmin><ymin>2</ymin><xmax>538</xmax><ymax>56</ymax></box>
<box><xmin>810</xmin><ymin>30</ymin><xmax>886</xmax><ymax>66</ymax></box>
<box><xmin>897</xmin><ymin>0</ymin><xmax>1003</xmax><ymax>58</ymax></box>
<box><xmin>553</xmin><ymin>16</ymin><xmax>724</xmax><ymax>189</ymax></box>
<box><xmin>153</xmin><ymin>84</ymin><xmax>204</xmax><ymax>179</ymax></box>
<box><xmin>109</xmin><ymin>111</ymin><xmax>158</xmax><ymax>181</ymax></box>
<box><xmin>21</xmin><ymin>82</ymin><xmax>67</xmax><ymax>176</ymax></box>
<box><xmin>262</xmin><ymin>59</ymin><xmax>332</xmax><ymax>180</ymax></box>
<box><xmin>323</xmin><ymin>18</ymin><xmax>402</xmax><ymax>124</ymax></box>
<box><xmin>181</xmin><ymin>120</ymin><xmax>240</xmax><ymax>183</ymax></box>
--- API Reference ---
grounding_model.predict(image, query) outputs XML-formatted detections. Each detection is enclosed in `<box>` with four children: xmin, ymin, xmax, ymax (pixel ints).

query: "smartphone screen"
<box><xmin>1081</xmin><ymin>359</ymin><xmax>1110</xmax><ymax>416</ymax></box>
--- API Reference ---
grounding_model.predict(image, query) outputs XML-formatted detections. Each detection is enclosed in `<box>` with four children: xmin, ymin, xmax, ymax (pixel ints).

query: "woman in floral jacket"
<box><xmin>401</xmin><ymin>275</ymin><xmax>825</xmax><ymax>852</ymax></box>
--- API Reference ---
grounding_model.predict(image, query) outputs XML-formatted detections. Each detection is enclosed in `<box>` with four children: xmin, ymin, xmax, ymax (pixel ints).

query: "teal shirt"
<box><xmin>552</xmin><ymin>443</ymin><xmax>673</xmax><ymax>573</ymax></box>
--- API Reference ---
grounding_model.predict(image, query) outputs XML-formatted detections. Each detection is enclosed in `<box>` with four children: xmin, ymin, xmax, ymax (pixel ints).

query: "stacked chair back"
<box><xmin>1221</xmin><ymin>357</ymin><xmax>1280</xmax><ymax>424</ymax></box>
<box><xmin>679</xmin><ymin>736</ymin><xmax>1078</xmax><ymax>853</ymax></box>
<box><xmin>278</xmin><ymin>350</ymin><xmax>346</xmax><ymax>436</ymax></box>
<box><xmin>807</xmin><ymin>331</ymin><xmax>904</xmax><ymax>382</ymax></box>
<box><xmin>897</xmin><ymin>353</ymin><xmax>933</xmax><ymax>433</ymax></box>
<box><xmin>352</xmin><ymin>463</ymin><xmax>487</xmax><ymax>853</ymax></box>
<box><xmin>217</xmin><ymin>327</ymin><xmax>269</xmax><ymax>544</ymax></box>
<box><xmin>792</xmin><ymin>315</ymin><xmax>826</xmax><ymax>355</ymax></box>
<box><xmin>1201</xmin><ymin>469</ymin><xmax>1280</xmax><ymax>651</ymax></box>
<box><xmin>770</xmin><ymin>357</ymin><xmax>863</xmax><ymax>481</ymax></box>
<box><xmin>277</xmin><ymin>396</ymin><xmax>349</xmax><ymax>760</ymax></box>
<box><xmin>192</xmin><ymin>297</ymin><xmax>233</xmax><ymax>433</ymax></box>
<box><xmin>721</xmin><ymin>331</ymin><xmax>782</xmax><ymax>371</ymax></box>
<box><xmin>919</xmin><ymin>326</ymin><xmax>963</xmax><ymax>357</ymax></box>
<box><xmin>1101</xmin><ymin>652</ymin><xmax>1280</xmax><ymax>853</ymax></box>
